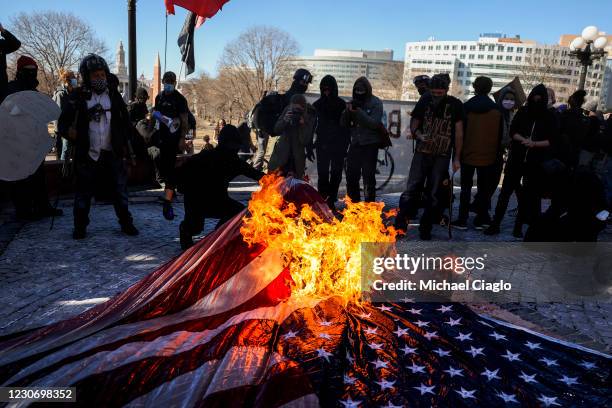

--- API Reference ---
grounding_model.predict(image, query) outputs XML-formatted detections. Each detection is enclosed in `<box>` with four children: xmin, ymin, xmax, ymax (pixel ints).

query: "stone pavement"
<box><xmin>0</xmin><ymin>181</ymin><xmax>610</xmax><ymax>355</ymax></box>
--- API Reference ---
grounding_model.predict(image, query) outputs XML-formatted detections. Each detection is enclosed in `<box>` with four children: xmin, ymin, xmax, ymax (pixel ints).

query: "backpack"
<box><xmin>251</xmin><ymin>92</ymin><xmax>287</xmax><ymax>136</ymax></box>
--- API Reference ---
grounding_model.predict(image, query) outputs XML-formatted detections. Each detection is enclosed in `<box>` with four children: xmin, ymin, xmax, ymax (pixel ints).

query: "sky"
<box><xmin>3</xmin><ymin>0</ymin><xmax>612</xmax><ymax>79</ymax></box>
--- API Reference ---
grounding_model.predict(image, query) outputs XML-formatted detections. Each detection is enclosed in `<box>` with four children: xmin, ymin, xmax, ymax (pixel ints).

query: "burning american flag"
<box><xmin>0</xmin><ymin>176</ymin><xmax>609</xmax><ymax>407</ymax></box>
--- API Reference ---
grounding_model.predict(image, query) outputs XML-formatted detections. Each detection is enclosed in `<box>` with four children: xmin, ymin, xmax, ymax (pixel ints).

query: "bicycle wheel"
<box><xmin>376</xmin><ymin>149</ymin><xmax>395</xmax><ymax>191</ymax></box>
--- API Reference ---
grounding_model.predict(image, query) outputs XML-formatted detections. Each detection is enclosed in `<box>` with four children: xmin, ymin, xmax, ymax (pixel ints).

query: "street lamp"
<box><xmin>569</xmin><ymin>25</ymin><xmax>608</xmax><ymax>91</ymax></box>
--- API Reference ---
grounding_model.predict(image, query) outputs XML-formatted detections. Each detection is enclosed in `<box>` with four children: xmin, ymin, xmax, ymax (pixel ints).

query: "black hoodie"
<box><xmin>509</xmin><ymin>84</ymin><xmax>558</xmax><ymax>165</ymax></box>
<box><xmin>313</xmin><ymin>75</ymin><xmax>349</xmax><ymax>153</ymax></box>
<box><xmin>340</xmin><ymin>77</ymin><xmax>383</xmax><ymax>146</ymax></box>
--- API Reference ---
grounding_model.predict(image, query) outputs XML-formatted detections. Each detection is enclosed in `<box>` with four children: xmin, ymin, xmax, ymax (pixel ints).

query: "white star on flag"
<box><xmin>423</xmin><ymin>331</ymin><xmax>438</xmax><ymax>340</ymax></box>
<box><xmin>467</xmin><ymin>346</ymin><xmax>485</xmax><ymax>357</ymax></box>
<box><xmin>377</xmin><ymin>305</ymin><xmax>393</xmax><ymax>312</ymax></box>
<box><xmin>317</xmin><ymin>348</ymin><xmax>333</xmax><ymax>362</ymax></box>
<box><xmin>407</xmin><ymin>362</ymin><xmax>426</xmax><ymax>373</ymax></box>
<box><xmin>400</xmin><ymin>297</ymin><xmax>415</xmax><ymax>303</ymax></box>
<box><xmin>282</xmin><ymin>330</ymin><xmax>299</xmax><ymax>340</ymax></box>
<box><xmin>539</xmin><ymin>357</ymin><xmax>558</xmax><ymax>367</ymax></box>
<box><xmin>437</xmin><ymin>305</ymin><xmax>453</xmax><ymax>313</ymax></box>
<box><xmin>319</xmin><ymin>332</ymin><xmax>332</xmax><ymax>340</ymax></box>
<box><xmin>401</xmin><ymin>345</ymin><xmax>417</xmax><ymax>355</ymax></box>
<box><xmin>407</xmin><ymin>308</ymin><xmax>422</xmax><ymax>315</ymax></box>
<box><xmin>344</xmin><ymin>374</ymin><xmax>357</xmax><ymax>384</ymax></box>
<box><xmin>364</xmin><ymin>327</ymin><xmax>378</xmax><ymax>335</ymax></box>
<box><xmin>490</xmin><ymin>331</ymin><xmax>507</xmax><ymax>341</ymax></box>
<box><xmin>339</xmin><ymin>397</ymin><xmax>362</xmax><ymax>408</ymax></box>
<box><xmin>319</xmin><ymin>320</ymin><xmax>333</xmax><ymax>327</ymax></box>
<box><xmin>394</xmin><ymin>327</ymin><xmax>409</xmax><ymax>337</ymax></box>
<box><xmin>455</xmin><ymin>332</ymin><xmax>472</xmax><ymax>341</ymax></box>
<box><xmin>455</xmin><ymin>387</ymin><xmax>476</xmax><ymax>399</ymax></box>
<box><xmin>525</xmin><ymin>341</ymin><xmax>541</xmax><ymax>350</ymax></box>
<box><xmin>414</xmin><ymin>320</ymin><xmax>429</xmax><ymax>328</ymax></box>
<box><xmin>368</xmin><ymin>342</ymin><xmax>384</xmax><ymax>350</ymax></box>
<box><xmin>579</xmin><ymin>361</ymin><xmax>597</xmax><ymax>370</ymax></box>
<box><xmin>444</xmin><ymin>366</ymin><xmax>464</xmax><ymax>377</ymax></box>
<box><xmin>371</xmin><ymin>358</ymin><xmax>389</xmax><ymax>369</ymax></box>
<box><xmin>376</xmin><ymin>379</ymin><xmax>395</xmax><ymax>390</ymax></box>
<box><xmin>537</xmin><ymin>395</ymin><xmax>561</xmax><ymax>407</ymax></box>
<box><xmin>519</xmin><ymin>371</ymin><xmax>537</xmax><ymax>384</ymax></box>
<box><xmin>433</xmin><ymin>348</ymin><xmax>451</xmax><ymax>357</ymax></box>
<box><xmin>481</xmin><ymin>368</ymin><xmax>501</xmax><ymax>381</ymax></box>
<box><xmin>413</xmin><ymin>383</ymin><xmax>435</xmax><ymax>395</ymax></box>
<box><xmin>497</xmin><ymin>392</ymin><xmax>518</xmax><ymax>403</ymax></box>
<box><xmin>359</xmin><ymin>312</ymin><xmax>372</xmax><ymax>319</ymax></box>
<box><xmin>445</xmin><ymin>317</ymin><xmax>462</xmax><ymax>326</ymax></box>
<box><xmin>558</xmin><ymin>375</ymin><xmax>579</xmax><ymax>386</ymax></box>
<box><xmin>502</xmin><ymin>350</ymin><xmax>521</xmax><ymax>362</ymax></box>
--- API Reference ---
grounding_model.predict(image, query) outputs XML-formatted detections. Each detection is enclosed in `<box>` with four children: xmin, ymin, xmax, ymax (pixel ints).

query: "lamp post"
<box><xmin>127</xmin><ymin>0</ymin><xmax>137</xmax><ymax>101</ymax></box>
<box><xmin>569</xmin><ymin>26</ymin><xmax>608</xmax><ymax>91</ymax></box>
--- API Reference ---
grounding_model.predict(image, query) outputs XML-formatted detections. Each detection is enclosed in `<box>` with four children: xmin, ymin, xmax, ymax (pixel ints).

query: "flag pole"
<box><xmin>164</xmin><ymin>12</ymin><xmax>169</xmax><ymax>73</ymax></box>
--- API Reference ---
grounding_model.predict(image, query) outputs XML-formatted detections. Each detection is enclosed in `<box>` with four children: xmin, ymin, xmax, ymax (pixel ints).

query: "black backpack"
<box><xmin>251</xmin><ymin>92</ymin><xmax>287</xmax><ymax>136</ymax></box>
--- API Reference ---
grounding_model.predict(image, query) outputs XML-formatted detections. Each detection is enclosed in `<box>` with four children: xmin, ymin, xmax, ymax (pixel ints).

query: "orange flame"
<box><xmin>240</xmin><ymin>174</ymin><xmax>398</xmax><ymax>304</ymax></box>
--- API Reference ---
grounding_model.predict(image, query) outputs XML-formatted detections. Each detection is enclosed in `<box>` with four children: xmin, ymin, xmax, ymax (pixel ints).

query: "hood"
<box><xmin>352</xmin><ymin>77</ymin><xmax>372</xmax><ymax>100</ymax></box>
<box><xmin>497</xmin><ymin>87</ymin><xmax>515</xmax><ymax>107</ymax></box>
<box><xmin>319</xmin><ymin>75</ymin><xmax>339</xmax><ymax>98</ymax></box>
<box><xmin>465</xmin><ymin>94</ymin><xmax>498</xmax><ymax>113</ymax></box>
<box><xmin>527</xmin><ymin>84</ymin><xmax>548</xmax><ymax>107</ymax></box>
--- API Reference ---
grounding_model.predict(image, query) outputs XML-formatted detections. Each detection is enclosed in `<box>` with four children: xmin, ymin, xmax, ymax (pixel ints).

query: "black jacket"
<box><xmin>173</xmin><ymin>148</ymin><xmax>263</xmax><ymax>201</ymax></box>
<box><xmin>313</xmin><ymin>75</ymin><xmax>349</xmax><ymax>154</ymax></box>
<box><xmin>0</xmin><ymin>29</ymin><xmax>21</xmax><ymax>98</ymax></box>
<box><xmin>58</xmin><ymin>87</ymin><xmax>131</xmax><ymax>161</ymax></box>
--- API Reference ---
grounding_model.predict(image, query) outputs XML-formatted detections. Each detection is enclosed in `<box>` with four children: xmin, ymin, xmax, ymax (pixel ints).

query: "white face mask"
<box><xmin>502</xmin><ymin>99</ymin><xmax>515</xmax><ymax>110</ymax></box>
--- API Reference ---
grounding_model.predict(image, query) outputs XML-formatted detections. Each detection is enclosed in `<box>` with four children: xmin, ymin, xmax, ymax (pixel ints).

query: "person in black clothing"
<box><xmin>128</xmin><ymin>87</ymin><xmax>149</xmax><ymax>124</ymax></box>
<box><xmin>169</xmin><ymin>125</ymin><xmax>264</xmax><ymax>249</ymax></box>
<box><xmin>508</xmin><ymin>84</ymin><xmax>558</xmax><ymax>232</ymax></box>
<box><xmin>3</xmin><ymin>56</ymin><xmax>62</xmax><ymax>221</ymax></box>
<box><xmin>0</xmin><ymin>23</ymin><xmax>20</xmax><ymax>99</ymax></box>
<box><xmin>154</xmin><ymin>71</ymin><xmax>189</xmax><ymax>220</ymax></box>
<box><xmin>313</xmin><ymin>75</ymin><xmax>349</xmax><ymax>210</ymax></box>
<box><xmin>58</xmin><ymin>54</ymin><xmax>138</xmax><ymax>239</ymax></box>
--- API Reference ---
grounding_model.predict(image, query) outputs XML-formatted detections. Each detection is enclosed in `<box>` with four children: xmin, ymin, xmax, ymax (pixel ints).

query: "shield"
<box><xmin>0</xmin><ymin>91</ymin><xmax>59</xmax><ymax>181</ymax></box>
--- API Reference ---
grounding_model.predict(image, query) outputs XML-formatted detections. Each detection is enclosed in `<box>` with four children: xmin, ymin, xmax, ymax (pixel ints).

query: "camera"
<box><xmin>349</xmin><ymin>100</ymin><xmax>362</xmax><ymax>110</ymax></box>
<box><xmin>287</xmin><ymin>107</ymin><xmax>304</xmax><ymax>126</ymax></box>
<box><xmin>87</xmin><ymin>103</ymin><xmax>106</xmax><ymax>122</ymax></box>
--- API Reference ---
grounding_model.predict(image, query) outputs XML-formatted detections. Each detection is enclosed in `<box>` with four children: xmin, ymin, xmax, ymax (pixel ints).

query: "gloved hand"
<box><xmin>306</xmin><ymin>146</ymin><xmax>315</xmax><ymax>162</ymax></box>
<box><xmin>162</xmin><ymin>200</ymin><xmax>175</xmax><ymax>221</ymax></box>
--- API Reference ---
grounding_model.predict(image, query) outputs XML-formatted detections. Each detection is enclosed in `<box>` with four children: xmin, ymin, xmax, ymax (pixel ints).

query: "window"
<box><xmin>506</xmin><ymin>56</ymin><xmax>512</xmax><ymax>61</ymax></box>
<box><xmin>488</xmin><ymin>45</ymin><xmax>495</xmax><ymax>51</ymax></box>
<box><xmin>535</xmin><ymin>48</ymin><xmax>541</xmax><ymax>54</ymax></box>
<box><xmin>461</xmin><ymin>45</ymin><xmax>467</xmax><ymax>50</ymax></box>
<box><xmin>421</xmin><ymin>46</ymin><xmax>426</xmax><ymax>50</ymax></box>
<box><xmin>497</xmin><ymin>45</ymin><xmax>504</xmax><ymax>52</ymax></box>
<box><xmin>487</xmin><ymin>55</ymin><xmax>493</xmax><ymax>60</ymax></box>
<box><xmin>526</xmin><ymin>48</ymin><xmax>532</xmax><ymax>54</ymax></box>
<box><xmin>516</xmin><ymin>56</ymin><xmax>522</xmax><ymax>62</ymax></box>
<box><xmin>469</xmin><ymin>54</ymin><xmax>475</xmax><ymax>59</ymax></box>
<box><xmin>459</xmin><ymin>54</ymin><xmax>466</xmax><ymax>59</ymax></box>
<box><xmin>469</xmin><ymin>45</ymin><xmax>476</xmax><ymax>51</ymax></box>
<box><xmin>507</xmin><ymin>46</ymin><xmax>514</xmax><ymax>52</ymax></box>
<box><xmin>452</xmin><ymin>45</ymin><xmax>458</xmax><ymax>50</ymax></box>
<box><xmin>436</xmin><ymin>45</ymin><xmax>441</xmax><ymax>50</ymax></box>
<box><xmin>478</xmin><ymin>54</ymin><xmax>484</xmax><ymax>59</ymax></box>
<box><xmin>444</xmin><ymin>45</ymin><xmax>449</xmax><ymax>50</ymax></box>
<box><xmin>428</xmin><ymin>46</ymin><xmax>433</xmax><ymax>50</ymax></box>
<box><xmin>478</xmin><ymin>45</ymin><xmax>486</xmax><ymax>51</ymax></box>
<box><xmin>517</xmin><ymin>47</ymin><xmax>524</xmax><ymax>53</ymax></box>
<box><xmin>544</xmin><ymin>49</ymin><xmax>550</xmax><ymax>55</ymax></box>
<box><xmin>497</xmin><ymin>55</ymin><xmax>503</xmax><ymax>60</ymax></box>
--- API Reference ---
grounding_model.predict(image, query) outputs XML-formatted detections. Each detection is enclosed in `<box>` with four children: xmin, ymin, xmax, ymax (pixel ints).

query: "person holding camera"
<box><xmin>268</xmin><ymin>94</ymin><xmax>316</xmax><ymax>179</ymax></box>
<box><xmin>341</xmin><ymin>76</ymin><xmax>383</xmax><ymax>203</ymax></box>
<box><xmin>57</xmin><ymin>54</ymin><xmax>138</xmax><ymax>239</ymax></box>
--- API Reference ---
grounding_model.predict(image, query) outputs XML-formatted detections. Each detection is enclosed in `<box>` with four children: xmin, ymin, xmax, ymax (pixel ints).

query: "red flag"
<box><xmin>165</xmin><ymin>0</ymin><xmax>229</xmax><ymax>23</ymax></box>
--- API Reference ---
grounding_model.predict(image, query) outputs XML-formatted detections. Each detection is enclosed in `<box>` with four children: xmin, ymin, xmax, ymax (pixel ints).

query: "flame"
<box><xmin>240</xmin><ymin>174</ymin><xmax>398</xmax><ymax>304</ymax></box>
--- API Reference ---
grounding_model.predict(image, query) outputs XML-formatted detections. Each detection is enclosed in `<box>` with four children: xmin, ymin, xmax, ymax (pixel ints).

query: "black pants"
<box><xmin>458</xmin><ymin>163</ymin><xmax>496</xmax><ymax>221</ymax></box>
<box><xmin>10</xmin><ymin>162</ymin><xmax>53</xmax><ymax>218</ymax></box>
<box><xmin>492</xmin><ymin>162</ymin><xmax>523</xmax><ymax>225</ymax></box>
<box><xmin>346</xmin><ymin>144</ymin><xmax>378</xmax><ymax>202</ymax></box>
<box><xmin>316</xmin><ymin>147</ymin><xmax>344</xmax><ymax>202</ymax></box>
<box><xmin>74</xmin><ymin>152</ymin><xmax>132</xmax><ymax>229</ymax></box>
<box><xmin>520</xmin><ymin>163</ymin><xmax>544</xmax><ymax>225</ymax></box>
<box><xmin>181</xmin><ymin>194</ymin><xmax>245</xmax><ymax>236</ymax></box>
<box><xmin>154</xmin><ymin>133</ymin><xmax>180</xmax><ymax>190</ymax></box>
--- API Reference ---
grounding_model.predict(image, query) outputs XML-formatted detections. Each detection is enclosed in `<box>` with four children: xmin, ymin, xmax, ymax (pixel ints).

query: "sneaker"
<box><xmin>179</xmin><ymin>223</ymin><xmax>194</xmax><ymax>250</ymax></box>
<box><xmin>121</xmin><ymin>223</ymin><xmax>139</xmax><ymax>236</ymax></box>
<box><xmin>162</xmin><ymin>200</ymin><xmax>175</xmax><ymax>221</ymax></box>
<box><xmin>483</xmin><ymin>223</ymin><xmax>500</xmax><ymax>235</ymax></box>
<box><xmin>450</xmin><ymin>219</ymin><xmax>468</xmax><ymax>230</ymax></box>
<box><xmin>473</xmin><ymin>217</ymin><xmax>491</xmax><ymax>230</ymax></box>
<box><xmin>72</xmin><ymin>227</ymin><xmax>87</xmax><ymax>240</ymax></box>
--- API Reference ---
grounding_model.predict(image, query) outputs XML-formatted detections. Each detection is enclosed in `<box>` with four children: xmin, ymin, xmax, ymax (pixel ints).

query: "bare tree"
<box><xmin>216</xmin><ymin>26</ymin><xmax>300</xmax><ymax>114</ymax></box>
<box><xmin>9</xmin><ymin>11</ymin><xmax>108</xmax><ymax>94</ymax></box>
<box><xmin>376</xmin><ymin>62</ymin><xmax>404</xmax><ymax>100</ymax></box>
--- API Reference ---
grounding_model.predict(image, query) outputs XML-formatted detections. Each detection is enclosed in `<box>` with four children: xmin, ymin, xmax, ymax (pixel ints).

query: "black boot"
<box><xmin>180</xmin><ymin>222</ymin><xmax>194</xmax><ymax>250</ymax></box>
<box><xmin>121</xmin><ymin>222</ymin><xmax>139</xmax><ymax>236</ymax></box>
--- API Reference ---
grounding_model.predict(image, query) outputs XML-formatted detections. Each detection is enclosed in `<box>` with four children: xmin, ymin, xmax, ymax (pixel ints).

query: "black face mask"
<box><xmin>17</xmin><ymin>69</ymin><xmax>39</xmax><ymax>90</ymax></box>
<box><xmin>528</xmin><ymin>98</ymin><xmax>547</xmax><ymax>115</ymax></box>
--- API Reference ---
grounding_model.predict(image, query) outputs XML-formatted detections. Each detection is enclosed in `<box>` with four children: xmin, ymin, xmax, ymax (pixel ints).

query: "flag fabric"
<box><xmin>165</xmin><ymin>0</ymin><xmax>230</xmax><ymax>22</ymax></box>
<box><xmin>178</xmin><ymin>12</ymin><xmax>197</xmax><ymax>76</ymax></box>
<box><xmin>0</xmin><ymin>178</ymin><xmax>610</xmax><ymax>407</ymax></box>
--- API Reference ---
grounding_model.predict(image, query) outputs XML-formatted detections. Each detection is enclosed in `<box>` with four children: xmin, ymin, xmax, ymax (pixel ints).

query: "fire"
<box><xmin>240</xmin><ymin>174</ymin><xmax>398</xmax><ymax>304</ymax></box>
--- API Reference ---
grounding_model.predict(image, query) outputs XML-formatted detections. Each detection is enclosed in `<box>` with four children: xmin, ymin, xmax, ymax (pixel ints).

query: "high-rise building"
<box><xmin>401</xmin><ymin>34</ymin><xmax>608</xmax><ymax>104</ymax></box>
<box><xmin>285</xmin><ymin>49</ymin><xmax>404</xmax><ymax>99</ymax></box>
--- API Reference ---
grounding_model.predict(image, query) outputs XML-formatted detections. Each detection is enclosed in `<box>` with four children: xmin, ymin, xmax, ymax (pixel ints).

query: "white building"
<box><xmin>600</xmin><ymin>57</ymin><xmax>612</xmax><ymax>110</ymax></box>
<box><xmin>286</xmin><ymin>49</ymin><xmax>404</xmax><ymax>99</ymax></box>
<box><xmin>401</xmin><ymin>33</ymin><xmax>607</xmax><ymax>104</ymax></box>
<box><xmin>113</xmin><ymin>41</ymin><xmax>129</xmax><ymax>101</ymax></box>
